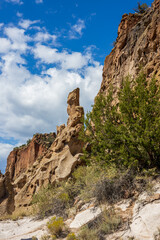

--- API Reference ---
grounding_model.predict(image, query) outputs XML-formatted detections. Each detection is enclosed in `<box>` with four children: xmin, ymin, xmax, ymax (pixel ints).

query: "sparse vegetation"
<box><xmin>27</xmin><ymin>139</ymin><xmax>31</xmax><ymax>145</ymax></box>
<box><xmin>154</xmin><ymin>228</ymin><xmax>160</xmax><ymax>240</ymax></box>
<box><xmin>13</xmin><ymin>132</ymin><xmax>56</xmax><ymax>152</ymax></box>
<box><xmin>134</xmin><ymin>2</ymin><xmax>149</xmax><ymax>14</ymax></box>
<box><xmin>32</xmin><ymin>237</ymin><xmax>38</xmax><ymax>240</ymax></box>
<box><xmin>32</xmin><ymin>163</ymin><xmax>151</xmax><ymax>219</ymax></box>
<box><xmin>32</xmin><ymin>182</ymin><xmax>70</xmax><ymax>218</ymax></box>
<box><xmin>66</xmin><ymin>233</ymin><xmax>78</xmax><ymax>240</ymax></box>
<box><xmin>78</xmin><ymin>208</ymin><xmax>122</xmax><ymax>240</ymax></box>
<box><xmin>13</xmin><ymin>144</ymin><xmax>26</xmax><ymax>151</ymax></box>
<box><xmin>40</xmin><ymin>235</ymin><xmax>51</xmax><ymax>240</ymax></box>
<box><xmin>47</xmin><ymin>216</ymin><xmax>65</xmax><ymax>237</ymax></box>
<box><xmin>0</xmin><ymin>208</ymin><xmax>31</xmax><ymax>221</ymax></box>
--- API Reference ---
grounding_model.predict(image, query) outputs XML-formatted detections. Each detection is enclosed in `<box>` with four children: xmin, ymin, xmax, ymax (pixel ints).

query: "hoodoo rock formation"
<box><xmin>0</xmin><ymin>88</ymin><xmax>84</xmax><ymax>215</ymax></box>
<box><xmin>101</xmin><ymin>0</ymin><xmax>160</xmax><ymax>96</ymax></box>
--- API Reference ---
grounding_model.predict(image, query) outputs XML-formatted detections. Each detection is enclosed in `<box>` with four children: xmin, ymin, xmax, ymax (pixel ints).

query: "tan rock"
<box><xmin>6</xmin><ymin>132</ymin><xmax>56</xmax><ymax>180</ymax></box>
<box><xmin>100</xmin><ymin>0</ymin><xmax>160</xmax><ymax>99</ymax></box>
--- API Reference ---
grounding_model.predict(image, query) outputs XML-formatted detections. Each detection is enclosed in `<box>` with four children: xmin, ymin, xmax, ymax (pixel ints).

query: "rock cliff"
<box><xmin>6</xmin><ymin>133</ymin><xmax>56</xmax><ymax>181</ymax></box>
<box><xmin>0</xmin><ymin>88</ymin><xmax>84</xmax><ymax>215</ymax></box>
<box><xmin>101</xmin><ymin>0</ymin><xmax>160</xmax><ymax>97</ymax></box>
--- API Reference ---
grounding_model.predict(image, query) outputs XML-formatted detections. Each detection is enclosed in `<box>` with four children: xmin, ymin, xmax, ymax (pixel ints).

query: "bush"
<box><xmin>134</xmin><ymin>2</ymin><xmax>148</xmax><ymax>14</ymax></box>
<box><xmin>93</xmin><ymin>168</ymin><xmax>136</xmax><ymax>204</ymax></box>
<box><xmin>81</xmin><ymin>72</ymin><xmax>160</xmax><ymax>170</ymax></box>
<box><xmin>32</xmin><ymin>185</ymin><xmax>70</xmax><ymax>218</ymax></box>
<box><xmin>47</xmin><ymin>216</ymin><xmax>64</xmax><ymax>237</ymax></box>
<box><xmin>78</xmin><ymin>208</ymin><xmax>122</xmax><ymax>240</ymax></box>
<box><xmin>40</xmin><ymin>235</ymin><xmax>50</xmax><ymax>240</ymax></box>
<box><xmin>78</xmin><ymin>226</ymin><xmax>99</xmax><ymax>240</ymax></box>
<box><xmin>27</xmin><ymin>139</ymin><xmax>31</xmax><ymax>145</ymax></box>
<box><xmin>32</xmin><ymin>237</ymin><xmax>38</xmax><ymax>240</ymax></box>
<box><xmin>32</xmin><ymin>165</ymin><xmax>104</xmax><ymax>218</ymax></box>
<box><xmin>66</xmin><ymin>232</ymin><xmax>78</xmax><ymax>240</ymax></box>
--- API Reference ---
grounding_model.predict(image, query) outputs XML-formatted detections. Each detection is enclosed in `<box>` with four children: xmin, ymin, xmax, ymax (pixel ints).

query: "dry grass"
<box><xmin>0</xmin><ymin>207</ymin><xmax>32</xmax><ymax>221</ymax></box>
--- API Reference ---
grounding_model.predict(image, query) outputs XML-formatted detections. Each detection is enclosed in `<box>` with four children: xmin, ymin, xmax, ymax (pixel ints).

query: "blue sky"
<box><xmin>0</xmin><ymin>0</ymin><xmax>152</xmax><ymax>173</ymax></box>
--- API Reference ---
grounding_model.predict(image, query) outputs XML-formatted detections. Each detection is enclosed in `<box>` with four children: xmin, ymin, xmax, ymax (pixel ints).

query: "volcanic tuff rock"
<box><xmin>100</xmin><ymin>0</ymin><xmax>160</xmax><ymax>97</ymax></box>
<box><xmin>0</xmin><ymin>88</ymin><xmax>84</xmax><ymax>214</ymax></box>
<box><xmin>6</xmin><ymin>133</ymin><xmax>56</xmax><ymax>181</ymax></box>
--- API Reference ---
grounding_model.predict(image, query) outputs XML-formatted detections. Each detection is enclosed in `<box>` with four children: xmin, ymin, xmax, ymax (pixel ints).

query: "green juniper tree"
<box><xmin>81</xmin><ymin>72</ymin><xmax>160</xmax><ymax>170</ymax></box>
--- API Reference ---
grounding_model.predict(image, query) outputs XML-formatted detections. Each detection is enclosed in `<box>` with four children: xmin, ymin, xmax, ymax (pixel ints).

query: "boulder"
<box><xmin>70</xmin><ymin>207</ymin><xmax>101</xmax><ymax>229</ymax></box>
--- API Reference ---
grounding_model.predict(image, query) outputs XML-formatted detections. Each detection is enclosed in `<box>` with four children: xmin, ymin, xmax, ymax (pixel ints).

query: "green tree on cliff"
<box><xmin>81</xmin><ymin>72</ymin><xmax>160</xmax><ymax>169</ymax></box>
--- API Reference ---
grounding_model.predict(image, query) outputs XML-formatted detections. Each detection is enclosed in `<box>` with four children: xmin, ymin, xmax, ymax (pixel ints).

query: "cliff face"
<box><xmin>6</xmin><ymin>133</ymin><xmax>56</xmax><ymax>181</ymax></box>
<box><xmin>101</xmin><ymin>0</ymin><xmax>160</xmax><ymax>96</ymax></box>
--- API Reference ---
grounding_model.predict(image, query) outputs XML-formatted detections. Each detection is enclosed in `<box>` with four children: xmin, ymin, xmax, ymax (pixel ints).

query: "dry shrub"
<box><xmin>66</xmin><ymin>232</ymin><xmax>78</xmax><ymax>240</ymax></box>
<box><xmin>93</xmin><ymin>168</ymin><xmax>137</xmax><ymax>204</ymax></box>
<box><xmin>32</xmin><ymin>185</ymin><xmax>70</xmax><ymax>218</ymax></box>
<box><xmin>78</xmin><ymin>208</ymin><xmax>122</xmax><ymax>240</ymax></box>
<box><xmin>47</xmin><ymin>216</ymin><xmax>64</xmax><ymax>237</ymax></box>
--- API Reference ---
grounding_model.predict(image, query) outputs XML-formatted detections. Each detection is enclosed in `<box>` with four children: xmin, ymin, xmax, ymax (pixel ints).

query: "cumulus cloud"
<box><xmin>69</xmin><ymin>19</ymin><xmax>85</xmax><ymax>39</ymax></box>
<box><xmin>0</xmin><ymin>19</ymin><xmax>102</xmax><ymax>171</ymax></box>
<box><xmin>4</xmin><ymin>27</ymin><xmax>30</xmax><ymax>53</ymax></box>
<box><xmin>0</xmin><ymin>38</ymin><xmax>11</xmax><ymax>54</ymax></box>
<box><xmin>33</xmin><ymin>44</ymin><xmax>90</xmax><ymax>69</ymax></box>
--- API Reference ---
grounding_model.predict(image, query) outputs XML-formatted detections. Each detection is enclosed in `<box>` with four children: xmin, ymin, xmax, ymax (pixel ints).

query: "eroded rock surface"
<box><xmin>6</xmin><ymin>133</ymin><xmax>56</xmax><ymax>181</ymax></box>
<box><xmin>100</xmin><ymin>0</ymin><xmax>160</xmax><ymax>98</ymax></box>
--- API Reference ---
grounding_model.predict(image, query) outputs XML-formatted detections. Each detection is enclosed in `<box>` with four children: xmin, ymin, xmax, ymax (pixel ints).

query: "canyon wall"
<box><xmin>6</xmin><ymin>133</ymin><xmax>56</xmax><ymax>181</ymax></box>
<box><xmin>100</xmin><ymin>0</ymin><xmax>160</xmax><ymax>97</ymax></box>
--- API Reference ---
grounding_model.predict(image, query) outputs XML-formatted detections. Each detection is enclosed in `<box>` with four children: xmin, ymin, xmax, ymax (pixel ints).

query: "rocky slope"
<box><xmin>0</xmin><ymin>88</ymin><xmax>84</xmax><ymax>215</ymax></box>
<box><xmin>101</xmin><ymin>0</ymin><xmax>160</xmax><ymax>97</ymax></box>
<box><xmin>0</xmin><ymin>180</ymin><xmax>160</xmax><ymax>240</ymax></box>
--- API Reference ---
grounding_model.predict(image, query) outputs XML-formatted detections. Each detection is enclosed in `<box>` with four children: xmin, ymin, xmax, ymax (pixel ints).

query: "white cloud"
<box><xmin>35</xmin><ymin>0</ymin><xmax>43</xmax><ymax>3</ymax></box>
<box><xmin>34</xmin><ymin>32</ymin><xmax>57</xmax><ymax>44</ymax></box>
<box><xmin>4</xmin><ymin>27</ymin><xmax>30</xmax><ymax>53</ymax></box>
<box><xmin>0</xmin><ymin>143</ymin><xmax>14</xmax><ymax>161</ymax></box>
<box><xmin>69</xmin><ymin>19</ymin><xmax>85</xmax><ymax>39</ymax></box>
<box><xmin>0</xmin><ymin>20</ymin><xmax>102</xmax><ymax>172</ymax></box>
<box><xmin>33</xmin><ymin>44</ymin><xmax>90</xmax><ymax>69</ymax></box>
<box><xmin>6</xmin><ymin>0</ymin><xmax>23</xmax><ymax>5</ymax></box>
<box><xmin>17</xmin><ymin>12</ymin><xmax>23</xmax><ymax>18</ymax></box>
<box><xmin>19</xmin><ymin>19</ymin><xmax>39</xmax><ymax>29</ymax></box>
<box><xmin>0</xmin><ymin>38</ymin><xmax>11</xmax><ymax>54</ymax></box>
<box><xmin>0</xmin><ymin>143</ymin><xmax>15</xmax><ymax>173</ymax></box>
